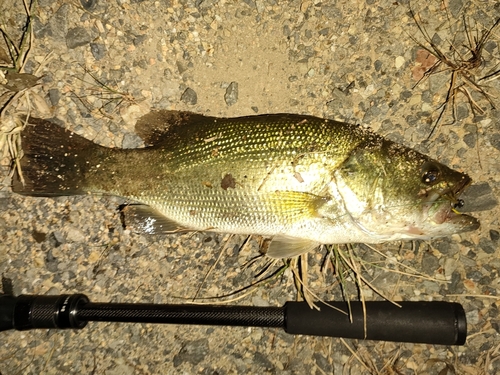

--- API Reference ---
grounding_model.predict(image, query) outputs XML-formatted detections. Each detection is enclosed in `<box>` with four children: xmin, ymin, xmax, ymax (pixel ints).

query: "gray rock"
<box><xmin>105</xmin><ymin>363</ymin><xmax>135</xmax><ymax>375</ymax></box>
<box><xmin>421</xmin><ymin>251</ymin><xmax>439</xmax><ymax>274</ymax></box>
<box><xmin>448</xmin><ymin>270</ymin><xmax>463</xmax><ymax>294</ymax></box>
<box><xmin>485</xmin><ymin>40</ymin><xmax>498</xmax><ymax>55</ymax></box>
<box><xmin>90</xmin><ymin>43</ymin><xmax>106</xmax><ymax>60</ymax></box>
<box><xmin>479</xmin><ymin>237</ymin><xmax>496</xmax><ymax>254</ymax></box>
<box><xmin>489</xmin><ymin>133</ymin><xmax>500</xmax><ymax>152</ymax></box>
<box><xmin>122</xmin><ymin>133</ymin><xmax>143</xmax><ymax>149</ymax></box>
<box><xmin>44</xmin><ymin>248</ymin><xmax>59</xmax><ymax>272</ymax></box>
<box><xmin>449</xmin><ymin>0</ymin><xmax>464</xmax><ymax>18</ymax></box>
<box><xmin>70</xmin><ymin>95</ymin><xmax>92</xmax><ymax>118</ymax></box>
<box><xmin>466</xmin><ymin>270</ymin><xmax>483</xmax><ymax>281</ymax></box>
<box><xmin>51</xmin><ymin>5</ymin><xmax>70</xmax><ymax>40</ymax></box>
<box><xmin>456</xmin><ymin>104</ymin><xmax>469</xmax><ymax>121</ymax></box>
<box><xmin>433</xmin><ymin>238</ymin><xmax>458</xmax><ymax>255</ymax></box>
<box><xmin>283</xmin><ymin>24</ymin><xmax>291</xmax><ymax>37</ymax></box>
<box><xmin>242</xmin><ymin>0</ymin><xmax>256</xmax><ymax>8</ymax></box>
<box><xmin>400</xmin><ymin>90</ymin><xmax>412</xmax><ymax>100</ymax></box>
<box><xmin>48</xmin><ymin>231</ymin><xmax>64</xmax><ymax>247</ymax></box>
<box><xmin>313</xmin><ymin>352</ymin><xmax>332</xmax><ymax>372</ymax></box>
<box><xmin>66</xmin><ymin>27</ymin><xmax>91</xmax><ymax>49</ymax></box>
<box><xmin>459</xmin><ymin>182</ymin><xmax>498</xmax><ymax>212</ymax></box>
<box><xmin>253</xmin><ymin>352</ymin><xmax>273</xmax><ymax>370</ymax></box>
<box><xmin>181</xmin><ymin>87</ymin><xmax>198</xmax><ymax>105</ymax></box>
<box><xmin>195</xmin><ymin>0</ymin><xmax>217</xmax><ymax>10</ymax></box>
<box><xmin>463</xmin><ymin>125</ymin><xmax>477</xmax><ymax>147</ymax></box>
<box><xmin>32</xmin><ymin>16</ymin><xmax>50</xmax><ymax>39</ymax></box>
<box><xmin>173</xmin><ymin>338</ymin><xmax>209</xmax><ymax>367</ymax></box>
<box><xmin>224</xmin><ymin>81</ymin><xmax>239</xmax><ymax>106</ymax></box>
<box><xmin>318</xmin><ymin>27</ymin><xmax>330</xmax><ymax>36</ymax></box>
<box><xmin>176</xmin><ymin>60</ymin><xmax>188</xmax><ymax>74</ymax></box>
<box><xmin>48</xmin><ymin>88</ymin><xmax>60</xmax><ymax>106</ymax></box>
<box><xmin>133</xmin><ymin>34</ymin><xmax>148</xmax><ymax>46</ymax></box>
<box><xmin>362</xmin><ymin>104</ymin><xmax>382</xmax><ymax>123</ymax></box>
<box><xmin>133</xmin><ymin>59</ymin><xmax>148</xmax><ymax>69</ymax></box>
<box><xmin>490</xmin><ymin>229</ymin><xmax>499</xmax><ymax>242</ymax></box>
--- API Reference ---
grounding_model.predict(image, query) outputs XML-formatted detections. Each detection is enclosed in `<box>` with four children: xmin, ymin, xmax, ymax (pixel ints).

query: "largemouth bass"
<box><xmin>12</xmin><ymin>111</ymin><xmax>479</xmax><ymax>258</ymax></box>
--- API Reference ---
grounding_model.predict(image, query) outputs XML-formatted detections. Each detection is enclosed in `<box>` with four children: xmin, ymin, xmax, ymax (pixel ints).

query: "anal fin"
<box><xmin>266</xmin><ymin>235</ymin><xmax>320</xmax><ymax>259</ymax></box>
<box><xmin>120</xmin><ymin>204</ymin><xmax>186</xmax><ymax>234</ymax></box>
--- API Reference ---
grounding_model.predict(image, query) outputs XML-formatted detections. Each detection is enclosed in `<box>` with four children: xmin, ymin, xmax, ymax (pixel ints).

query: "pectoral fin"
<box><xmin>269</xmin><ymin>190</ymin><xmax>329</xmax><ymax>219</ymax></box>
<box><xmin>120</xmin><ymin>204</ymin><xmax>186</xmax><ymax>234</ymax></box>
<box><xmin>266</xmin><ymin>235</ymin><xmax>320</xmax><ymax>259</ymax></box>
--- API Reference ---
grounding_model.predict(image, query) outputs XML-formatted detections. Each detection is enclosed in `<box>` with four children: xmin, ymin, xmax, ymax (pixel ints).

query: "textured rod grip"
<box><xmin>78</xmin><ymin>303</ymin><xmax>284</xmax><ymax>328</ymax></box>
<box><xmin>284</xmin><ymin>301</ymin><xmax>467</xmax><ymax>345</ymax></box>
<box><xmin>13</xmin><ymin>294</ymin><xmax>89</xmax><ymax>330</ymax></box>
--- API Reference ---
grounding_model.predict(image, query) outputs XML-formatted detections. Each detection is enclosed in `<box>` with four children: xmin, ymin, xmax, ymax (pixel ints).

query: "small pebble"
<box><xmin>224</xmin><ymin>81</ymin><xmax>238</xmax><ymax>106</ymax></box>
<box><xmin>66</xmin><ymin>27</ymin><xmax>91</xmax><ymax>49</ymax></box>
<box><xmin>181</xmin><ymin>87</ymin><xmax>198</xmax><ymax>105</ymax></box>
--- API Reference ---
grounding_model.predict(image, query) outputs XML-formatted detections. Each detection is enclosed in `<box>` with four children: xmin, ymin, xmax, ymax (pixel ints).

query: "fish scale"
<box><xmin>12</xmin><ymin>111</ymin><xmax>479</xmax><ymax>258</ymax></box>
<box><xmin>163</xmin><ymin>115</ymin><xmax>360</xmax><ymax>172</ymax></box>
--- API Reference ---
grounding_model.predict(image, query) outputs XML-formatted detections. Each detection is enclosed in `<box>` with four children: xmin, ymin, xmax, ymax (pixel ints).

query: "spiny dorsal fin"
<box><xmin>266</xmin><ymin>235</ymin><xmax>320</xmax><ymax>259</ymax></box>
<box><xmin>120</xmin><ymin>204</ymin><xmax>186</xmax><ymax>234</ymax></box>
<box><xmin>135</xmin><ymin>110</ymin><xmax>214</xmax><ymax>145</ymax></box>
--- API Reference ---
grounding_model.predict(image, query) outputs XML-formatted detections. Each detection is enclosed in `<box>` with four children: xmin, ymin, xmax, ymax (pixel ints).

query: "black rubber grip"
<box><xmin>284</xmin><ymin>301</ymin><xmax>466</xmax><ymax>345</ymax></box>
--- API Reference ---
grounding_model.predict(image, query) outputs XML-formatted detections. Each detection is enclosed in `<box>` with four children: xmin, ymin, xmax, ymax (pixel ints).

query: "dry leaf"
<box><xmin>2</xmin><ymin>72</ymin><xmax>40</xmax><ymax>92</ymax></box>
<box><xmin>30</xmin><ymin>91</ymin><xmax>51</xmax><ymax>116</ymax></box>
<box><xmin>412</xmin><ymin>49</ymin><xmax>438</xmax><ymax>82</ymax></box>
<box><xmin>0</xmin><ymin>45</ymin><xmax>11</xmax><ymax>64</ymax></box>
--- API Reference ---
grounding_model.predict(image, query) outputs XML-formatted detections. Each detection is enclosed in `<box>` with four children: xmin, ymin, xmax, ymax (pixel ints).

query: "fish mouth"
<box><xmin>442</xmin><ymin>173</ymin><xmax>472</xmax><ymax>202</ymax></box>
<box><xmin>427</xmin><ymin>174</ymin><xmax>480</xmax><ymax>231</ymax></box>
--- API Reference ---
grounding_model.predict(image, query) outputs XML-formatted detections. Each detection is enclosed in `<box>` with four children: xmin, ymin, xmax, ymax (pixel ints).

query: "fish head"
<box><xmin>332</xmin><ymin>138</ymin><xmax>480</xmax><ymax>241</ymax></box>
<box><xmin>412</xmin><ymin>159</ymin><xmax>479</xmax><ymax>236</ymax></box>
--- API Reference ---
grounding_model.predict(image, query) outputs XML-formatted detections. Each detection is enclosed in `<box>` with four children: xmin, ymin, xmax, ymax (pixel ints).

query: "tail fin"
<box><xmin>12</xmin><ymin>117</ymin><xmax>98</xmax><ymax>196</ymax></box>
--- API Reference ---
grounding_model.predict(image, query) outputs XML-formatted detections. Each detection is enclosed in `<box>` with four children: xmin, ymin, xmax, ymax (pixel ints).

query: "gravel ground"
<box><xmin>0</xmin><ymin>0</ymin><xmax>499</xmax><ymax>374</ymax></box>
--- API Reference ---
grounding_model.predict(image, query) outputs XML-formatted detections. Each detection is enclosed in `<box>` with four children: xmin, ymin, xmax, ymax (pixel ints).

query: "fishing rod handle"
<box><xmin>284</xmin><ymin>301</ymin><xmax>467</xmax><ymax>345</ymax></box>
<box><xmin>0</xmin><ymin>294</ymin><xmax>467</xmax><ymax>345</ymax></box>
<box><xmin>0</xmin><ymin>294</ymin><xmax>283</xmax><ymax>331</ymax></box>
<box><xmin>0</xmin><ymin>294</ymin><xmax>89</xmax><ymax>332</ymax></box>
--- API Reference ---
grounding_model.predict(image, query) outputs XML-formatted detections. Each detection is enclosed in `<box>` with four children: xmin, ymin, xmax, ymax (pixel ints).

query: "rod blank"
<box><xmin>0</xmin><ymin>294</ymin><xmax>467</xmax><ymax>345</ymax></box>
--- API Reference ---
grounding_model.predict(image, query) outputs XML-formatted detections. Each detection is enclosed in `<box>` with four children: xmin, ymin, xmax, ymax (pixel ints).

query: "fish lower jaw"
<box><xmin>428</xmin><ymin>203</ymin><xmax>480</xmax><ymax>233</ymax></box>
<box><xmin>431</xmin><ymin>203</ymin><xmax>453</xmax><ymax>225</ymax></box>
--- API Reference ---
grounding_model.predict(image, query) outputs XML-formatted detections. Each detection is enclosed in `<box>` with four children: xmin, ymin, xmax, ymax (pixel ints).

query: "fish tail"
<box><xmin>12</xmin><ymin>117</ymin><xmax>99</xmax><ymax>196</ymax></box>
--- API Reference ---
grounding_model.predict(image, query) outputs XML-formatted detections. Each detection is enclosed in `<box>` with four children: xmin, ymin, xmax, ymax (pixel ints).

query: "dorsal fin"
<box><xmin>135</xmin><ymin>110</ymin><xmax>214</xmax><ymax>145</ymax></box>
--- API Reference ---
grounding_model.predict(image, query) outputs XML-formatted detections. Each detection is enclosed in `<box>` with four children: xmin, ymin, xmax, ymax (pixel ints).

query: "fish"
<box><xmin>12</xmin><ymin>110</ymin><xmax>479</xmax><ymax>258</ymax></box>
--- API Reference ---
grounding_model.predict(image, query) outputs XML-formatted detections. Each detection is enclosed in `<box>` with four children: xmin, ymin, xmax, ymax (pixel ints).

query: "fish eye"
<box><xmin>421</xmin><ymin>162</ymin><xmax>441</xmax><ymax>185</ymax></box>
<box><xmin>454</xmin><ymin>199</ymin><xmax>465</xmax><ymax>209</ymax></box>
<box><xmin>422</xmin><ymin>170</ymin><xmax>439</xmax><ymax>184</ymax></box>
